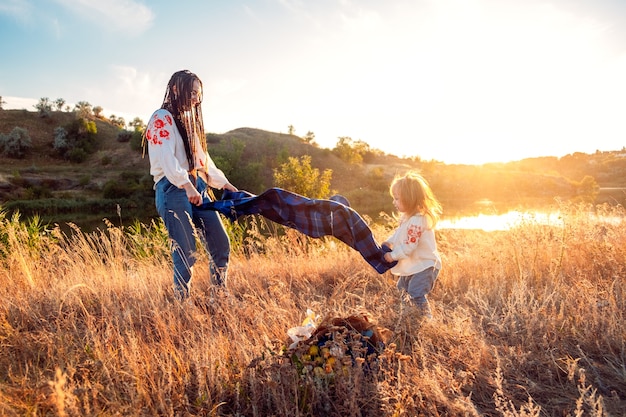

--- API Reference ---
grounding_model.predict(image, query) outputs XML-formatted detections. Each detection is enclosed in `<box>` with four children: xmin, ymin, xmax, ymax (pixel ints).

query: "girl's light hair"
<box><xmin>390</xmin><ymin>171</ymin><xmax>442</xmax><ymax>228</ymax></box>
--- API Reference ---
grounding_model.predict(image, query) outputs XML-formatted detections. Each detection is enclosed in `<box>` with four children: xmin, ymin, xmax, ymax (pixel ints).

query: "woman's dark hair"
<box><xmin>161</xmin><ymin>70</ymin><xmax>206</xmax><ymax>170</ymax></box>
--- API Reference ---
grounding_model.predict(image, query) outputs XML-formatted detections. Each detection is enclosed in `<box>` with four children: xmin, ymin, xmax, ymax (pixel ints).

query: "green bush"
<box><xmin>102</xmin><ymin>172</ymin><xmax>153</xmax><ymax>200</ymax></box>
<box><xmin>68</xmin><ymin>147</ymin><xmax>88</xmax><ymax>163</ymax></box>
<box><xmin>0</xmin><ymin>127</ymin><xmax>32</xmax><ymax>158</ymax></box>
<box><xmin>116</xmin><ymin>130</ymin><xmax>132</xmax><ymax>143</ymax></box>
<box><xmin>23</xmin><ymin>186</ymin><xmax>53</xmax><ymax>200</ymax></box>
<box><xmin>130</xmin><ymin>130</ymin><xmax>143</xmax><ymax>151</ymax></box>
<box><xmin>273</xmin><ymin>155</ymin><xmax>332</xmax><ymax>198</ymax></box>
<box><xmin>103</xmin><ymin>180</ymin><xmax>134</xmax><ymax>199</ymax></box>
<box><xmin>53</xmin><ymin>127</ymin><xmax>69</xmax><ymax>155</ymax></box>
<box><xmin>53</xmin><ymin>118</ymin><xmax>99</xmax><ymax>162</ymax></box>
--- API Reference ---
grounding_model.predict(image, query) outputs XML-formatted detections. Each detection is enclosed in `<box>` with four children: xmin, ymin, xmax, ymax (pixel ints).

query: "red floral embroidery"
<box><xmin>145</xmin><ymin>127</ymin><xmax>159</xmax><ymax>145</ymax></box>
<box><xmin>151</xmin><ymin>130</ymin><xmax>162</xmax><ymax>145</ymax></box>
<box><xmin>145</xmin><ymin>115</ymin><xmax>172</xmax><ymax>145</ymax></box>
<box><xmin>404</xmin><ymin>224</ymin><xmax>422</xmax><ymax>244</ymax></box>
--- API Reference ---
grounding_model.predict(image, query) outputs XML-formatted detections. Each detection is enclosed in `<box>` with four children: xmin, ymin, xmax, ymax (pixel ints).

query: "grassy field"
<box><xmin>0</xmin><ymin>203</ymin><xmax>624</xmax><ymax>416</ymax></box>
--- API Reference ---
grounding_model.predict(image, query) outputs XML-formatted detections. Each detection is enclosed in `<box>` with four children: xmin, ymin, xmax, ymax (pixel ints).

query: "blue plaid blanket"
<box><xmin>200</xmin><ymin>188</ymin><xmax>396</xmax><ymax>274</ymax></box>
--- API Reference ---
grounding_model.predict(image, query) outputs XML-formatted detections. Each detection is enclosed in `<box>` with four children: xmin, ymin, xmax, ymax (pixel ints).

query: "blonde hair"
<box><xmin>390</xmin><ymin>171</ymin><xmax>442</xmax><ymax>228</ymax></box>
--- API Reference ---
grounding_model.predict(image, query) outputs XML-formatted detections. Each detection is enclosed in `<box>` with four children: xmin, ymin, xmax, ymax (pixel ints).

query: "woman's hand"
<box><xmin>223</xmin><ymin>182</ymin><xmax>238</xmax><ymax>192</ymax></box>
<box><xmin>183</xmin><ymin>183</ymin><xmax>202</xmax><ymax>205</ymax></box>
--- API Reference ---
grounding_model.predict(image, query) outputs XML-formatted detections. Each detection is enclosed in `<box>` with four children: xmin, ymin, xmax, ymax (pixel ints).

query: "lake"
<box><xmin>438</xmin><ymin>209</ymin><xmax>625</xmax><ymax>231</ymax></box>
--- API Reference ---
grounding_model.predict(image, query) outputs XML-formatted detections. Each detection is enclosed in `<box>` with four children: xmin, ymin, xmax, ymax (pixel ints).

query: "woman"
<box><xmin>145</xmin><ymin>70</ymin><xmax>237</xmax><ymax>300</ymax></box>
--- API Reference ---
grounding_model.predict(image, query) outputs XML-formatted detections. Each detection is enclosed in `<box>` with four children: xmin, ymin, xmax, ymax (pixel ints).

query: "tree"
<box><xmin>34</xmin><ymin>97</ymin><xmax>53</xmax><ymax>118</ymax></box>
<box><xmin>0</xmin><ymin>96</ymin><xmax>6</xmax><ymax>110</ymax></box>
<box><xmin>74</xmin><ymin>101</ymin><xmax>92</xmax><ymax>118</ymax></box>
<box><xmin>273</xmin><ymin>155</ymin><xmax>332</xmax><ymax>199</ymax></box>
<box><xmin>332</xmin><ymin>136</ymin><xmax>363</xmax><ymax>164</ymax></box>
<box><xmin>93</xmin><ymin>106</ymin><xmax>103</xmax><ymax>118</ymax></box>
<box><xmin>109</xmin><ymin>115</ymin><xmax>126</xmax><ymax>129</ymax></box>
<box><xmin>303</xmin><ymin>131</ymin><xmax>316</xmax><ymax>145</ymax></box>
<box><xmin>54</xmin><ymin>98</ymin><xmax>66</xmax><ymax>111</ymax></box>
<box><xmin>288</xmin><ymin>125</ymin><xmax>295</xmax><ymax>135</ymax></box>
<box><xmin>576</xmin><ymin>175</ymin><xmax>600</xmax><ymax>203</ymax></box>
<box><xmin>129</xmin><ymin>117</ymin><xmax>145</xmax><ymax>132</ymax></box>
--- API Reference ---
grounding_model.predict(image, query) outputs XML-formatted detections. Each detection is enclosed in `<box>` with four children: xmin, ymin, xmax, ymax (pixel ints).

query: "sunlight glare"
<box><xmin>438</xmin><ymin>211</ymin><xmax>564</xmax><ymax>231</ymax></box>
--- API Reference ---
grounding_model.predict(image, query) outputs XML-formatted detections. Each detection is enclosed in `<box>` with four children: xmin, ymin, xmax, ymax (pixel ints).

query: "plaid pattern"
<box><xmin>201</xmin><ymin>188</ymin><xmax>396</xmax><ymax>274</ymax></box>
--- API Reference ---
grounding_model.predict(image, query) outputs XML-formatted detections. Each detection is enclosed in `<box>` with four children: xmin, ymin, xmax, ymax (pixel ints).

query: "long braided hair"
<box><xmin>161</xmin><ymin>70</ymin><xmax>207</xmax><ymax>170</ymax></box>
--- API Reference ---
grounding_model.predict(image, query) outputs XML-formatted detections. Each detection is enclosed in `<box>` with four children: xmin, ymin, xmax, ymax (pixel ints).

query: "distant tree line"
<box><xmin>0</xmin><ymin>109</ymin><xmax>619</xmax><ymax>223</ymax></box>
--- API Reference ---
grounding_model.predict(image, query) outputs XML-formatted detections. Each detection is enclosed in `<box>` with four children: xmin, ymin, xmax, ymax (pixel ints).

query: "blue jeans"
<box><xmin>397</xmin><ymin>267</ymin><xmax>440</xmax><ymax>312</ymax></box>
<box><xmin>155</xmin><ymin>175</ymin><xmax>230</xmax><ymax>298</ymax></box>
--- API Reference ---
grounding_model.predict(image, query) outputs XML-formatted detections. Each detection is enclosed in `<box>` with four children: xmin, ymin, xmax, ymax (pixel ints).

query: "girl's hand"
<box><xmin>384</xmin><ymin>253</ymin><xmax>394</xmax><ymax>263</ymax></box>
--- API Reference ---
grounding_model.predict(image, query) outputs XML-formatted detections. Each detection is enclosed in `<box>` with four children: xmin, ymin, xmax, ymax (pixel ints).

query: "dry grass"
<box><xmin>0</xmin><ymin>204</ymin><xmax>624</xmax><ymax>416</ymax></box>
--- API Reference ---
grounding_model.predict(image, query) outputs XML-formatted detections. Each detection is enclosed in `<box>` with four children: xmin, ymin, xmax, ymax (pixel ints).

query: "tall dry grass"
<box><xmin>0</xmin><ymin>203</ymin><xmax>624</xmax><ymax>416</ymax></box>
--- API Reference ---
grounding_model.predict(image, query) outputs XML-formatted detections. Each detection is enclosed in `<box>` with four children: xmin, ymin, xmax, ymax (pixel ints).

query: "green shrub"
<box><xmin>116</xmin><ymin>130</ymin><xmax>132</xmax><ymax>143</ymax></box>
<box><xmin>53</xmin><ymin>118</ymin><xmax>99</xmax><ymax>162</ymax></box>
<box><xmin>129</xmin><ymin>130</ymin><xmax>143</xmax><ymax>151</ymax></box>
<box><xmin>273</xmin><ymin>155</ymin><xmax>332</xmax><ymax>198</ymax></box>
<box><xmin>103</xmin><ymin>180</ymin><xmax>134</xmax><ymax>199</ymax></box>
<box><xmin>102</xmin><ymin>172</ymin><xmax>153</xmax><ymax>200</ymax></box>
<box><xmin>53</xmin><ymin>126</ymin><xmax>69</xmax><ymax>155</ymax></box>
<box><xmin>23</xmin><ymin>186</ymin><xmax>53</xmax><ymax>200</ymax></box>
<box><xmin>68</xmin><ymin>147</ymin><xmax>88</xmax><ymax>163</ymax></box>
<box><xmin>0</xmin><ymin>127</ymin><xmax>32</xmax><ymax>158</ymax></box>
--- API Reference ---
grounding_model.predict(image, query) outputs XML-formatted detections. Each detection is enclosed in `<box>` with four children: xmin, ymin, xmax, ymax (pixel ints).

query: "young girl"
<box><xmin>145</xmin><ymin>70</ymin><xmax>238</xmax><ymax>300</ymax></box>
<box><xmin>383</xmin><ymin>171</ymin><xmax>442</xmax><ymax>319</ymax></box>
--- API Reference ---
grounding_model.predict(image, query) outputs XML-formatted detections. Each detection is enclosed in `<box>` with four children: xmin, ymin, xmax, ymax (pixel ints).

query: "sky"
<box><xmin>1</xmin><ymin>0</ymin><xmax>625</xmax><ymax>165</ymax></box>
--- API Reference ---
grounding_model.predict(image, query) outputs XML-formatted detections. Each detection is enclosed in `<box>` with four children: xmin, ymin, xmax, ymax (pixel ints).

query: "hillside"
<box><xmin>0</xmin><ymin>110</ymin><xmax>412</xmax><ymax>228</ymax></box>
<box><xmin>0</xmin><ymin>110</ymin><xmax>149</xmax><ymax>202</ymax></box>
<box><xmin>2</xmin><ymin>109</ymin><xmax>626</xmax><ymax>230</ymax></box>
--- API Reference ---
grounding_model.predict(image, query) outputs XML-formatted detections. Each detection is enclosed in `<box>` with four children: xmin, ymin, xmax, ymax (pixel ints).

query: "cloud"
<box><xmin>98</xmin><ymin>66</ymin><xmax>164</xmax><ymax>119</ymax></box>
<box><xmin>0</xmin><ymin>0</ymin><xmax>33</xmax><ymax>21</ymax></box>
<box><xmin>3</xmin><ymin>96</ymin><xmax>37</xmax><ymax>110</ymax></box>
<box><xmin>53</xmin><ymin>0</ymin><xmax>154</xmax><ymax>35</ymax></box>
